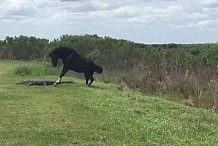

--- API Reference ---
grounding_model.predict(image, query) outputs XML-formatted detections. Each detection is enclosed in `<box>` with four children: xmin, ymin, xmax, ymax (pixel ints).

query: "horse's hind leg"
<box><xmin>85</xmin><ymin>77</ymin><xmax>89</xmax><ymax>85</ymax></box>
<box><xmin>85</xmin><ymin>74</ymin><xmax>89</xmax><ymax>85</ymax></box>
<box><xmin>54</xmin><ymin>68</ymin><xmax>68</xmax><ymax>86</ymax></box>
<box><xmin>88</xmin><ymin>76</ymin><xmax>94</xmax><ymax>86</ymax></box>
<box><xmin>85</xmin><ymin>73</ymin><xmax>94</xmax><ymax>86</ymax></box>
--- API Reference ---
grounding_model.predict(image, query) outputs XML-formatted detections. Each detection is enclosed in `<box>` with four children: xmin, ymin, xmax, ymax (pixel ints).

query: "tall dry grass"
<box><xmin>121</xmin><ymin>61</ymin><xmax>218</xmax><ymax>109</ymax></box>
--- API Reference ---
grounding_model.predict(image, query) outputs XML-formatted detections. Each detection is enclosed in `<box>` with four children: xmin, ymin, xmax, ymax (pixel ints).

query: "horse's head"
<box><xmin>49</xmin><ymin>47</ymin><xmax>81</xmax><ymax>67</ymax></box>
<box><xmin>49</xmin><ymin>51</ymin><xmax>59</xmax><ymax>67</ymax></box>
<box><xmin>95</xmin><ymin>65</ymin><xmax>103</xmax><ymax>74</ymax></box>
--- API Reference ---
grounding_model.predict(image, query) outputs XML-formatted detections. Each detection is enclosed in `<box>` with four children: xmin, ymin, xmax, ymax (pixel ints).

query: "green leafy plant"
<box><xmin>15</xmin><ymin>65</ymin><xmax>32</xmax><ymax>76</ymax></box>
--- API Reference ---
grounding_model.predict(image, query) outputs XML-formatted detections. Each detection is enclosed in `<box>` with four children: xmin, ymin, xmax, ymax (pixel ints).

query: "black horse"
<box><xmin>49</xmin><ymin>47</ymin><xmax>103</xmax><ymax>86</ymax></box>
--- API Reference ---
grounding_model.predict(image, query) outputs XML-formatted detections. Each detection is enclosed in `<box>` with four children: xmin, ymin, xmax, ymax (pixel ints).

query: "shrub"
<box><xmin>15</xmin><ymin>63</ymin><xmax>59</xmax><ymax>76</ymax></box>
<box><xmin>15</xmin><ymin>66</ymin><xmax>32</xmax><ymax>76</ymax></box>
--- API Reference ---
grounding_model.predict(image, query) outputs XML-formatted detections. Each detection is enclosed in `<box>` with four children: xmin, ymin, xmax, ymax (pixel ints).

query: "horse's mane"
<box><xmin>51</xmin><ymin>46</ymin><xmax>81</xmax><ymax>59</ymax></box>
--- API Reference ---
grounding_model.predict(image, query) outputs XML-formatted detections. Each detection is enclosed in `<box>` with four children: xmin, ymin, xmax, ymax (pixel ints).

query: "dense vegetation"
<box><xmin>1</xmin><ymin>34</ymin><xmax>218</xmax><ymax>109</ymax></box>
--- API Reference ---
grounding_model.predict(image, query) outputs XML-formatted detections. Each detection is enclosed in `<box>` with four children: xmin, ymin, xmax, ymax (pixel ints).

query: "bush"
<box><xmin>15</xmin><ymin>63</ymin><xmax>59</xmax><ymax>76</ymax></box>
<box><xmin>15</xmin><ymin>66</ymin><xmax>32</xmax><ymax>76</ymax></box>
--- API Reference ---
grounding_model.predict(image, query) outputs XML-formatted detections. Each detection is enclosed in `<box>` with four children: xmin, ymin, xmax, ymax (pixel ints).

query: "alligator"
<box><xmin>16</xmin><ymin>79</ymin><xmax>74</xmax><ymax>86</ymax></box>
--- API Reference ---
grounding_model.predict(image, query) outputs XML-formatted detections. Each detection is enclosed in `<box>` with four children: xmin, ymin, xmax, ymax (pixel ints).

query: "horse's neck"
<box><xmin>59</xmin><ymin>54</ymin><xmax>69</xmax><ymax>60</ymax></box>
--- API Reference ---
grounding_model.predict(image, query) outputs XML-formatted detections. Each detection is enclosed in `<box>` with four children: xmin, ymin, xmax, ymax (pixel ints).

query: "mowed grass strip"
<box><xmin>0</xmin><ymin>60</ymin><xmax>218</xmax><ymax>146</ymax></box>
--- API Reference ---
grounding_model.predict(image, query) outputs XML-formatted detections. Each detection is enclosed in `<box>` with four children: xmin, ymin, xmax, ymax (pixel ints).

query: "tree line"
<box><xmin>1</xmin><ymin>34</ymin><xmax>218</xmax><ymax>69</ymax></box>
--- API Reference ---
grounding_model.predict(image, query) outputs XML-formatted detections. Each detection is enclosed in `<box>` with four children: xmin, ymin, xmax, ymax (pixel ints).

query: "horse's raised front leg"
<box><xmin>54</xmin><ymin>68</ymin><xmax>68</xmax><ymax>86</ymax></box>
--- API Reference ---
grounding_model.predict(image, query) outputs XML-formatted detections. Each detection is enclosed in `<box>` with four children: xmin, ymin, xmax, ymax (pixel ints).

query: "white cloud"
<box><xmin>0</xmin><ymin>0</ymin><xmax>45</xmax><ymax>20</ymax></box>
<box><xmin>204</xmin><ymin>1</ymin><xmax>218</xmax><ymax>8</ymax></box>
<box><xmin>126</xmin><ymin>5</ymin><xmax>184</xmax><ymax>23</ymax></box>
<box><xmin>188</xmin><ymin>13</ymin><xmax>208</xmax><ymax>20</ymax></box>
<box><xmin>176</xmin><ymin>20</ymin><xmax>216</xmax><ymax>29</ymax></box>
<box><xmin>196</xmin><ymin>20</ymin><xmax>214</xmax><ymax>27</ymax></box>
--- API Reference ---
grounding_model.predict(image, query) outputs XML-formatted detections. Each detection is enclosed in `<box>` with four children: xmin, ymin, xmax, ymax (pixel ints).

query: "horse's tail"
<box><xmin>85</xmin><ymin>59</ymin><xmax>103</xmax><ymax>73</ymax></box>
<box><xmin>94</xmin><ymin>64</ymin><xmax>103</xmax><ymax>73</ymax></box>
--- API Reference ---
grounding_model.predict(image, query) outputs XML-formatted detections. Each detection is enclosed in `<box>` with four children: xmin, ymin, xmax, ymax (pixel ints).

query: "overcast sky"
<box><xmin>0</xmin><ymin>0</ymin><xmax>218</xmax><ymax>44</ymax></box>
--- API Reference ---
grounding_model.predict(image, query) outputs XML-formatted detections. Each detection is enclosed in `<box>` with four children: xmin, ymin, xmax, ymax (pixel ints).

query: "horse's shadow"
<box><xmin>87</xmin><ymin>85</ymin><xmax>105</xmax><ymax>89</ymax></box>
<box><xmin>55</xmin><ymin>82</ymin><xmax>105</xmax><ymax>90</ymax></box>
<box><xmin>16</xmin><ymin>80</ymin><xmax>105</xmax><ymax>89</ymax></box>
<box><xmin>54</xmin><ymin>81</ymin><xmax>75</xmax><ymax>85</ymax></box>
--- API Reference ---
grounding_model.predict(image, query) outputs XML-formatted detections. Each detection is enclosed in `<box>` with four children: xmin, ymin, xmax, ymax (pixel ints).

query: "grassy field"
<box><xmin>1</xmin><ymin>60</ymin><xmax>218</xmax><ymax>146</ymax></box>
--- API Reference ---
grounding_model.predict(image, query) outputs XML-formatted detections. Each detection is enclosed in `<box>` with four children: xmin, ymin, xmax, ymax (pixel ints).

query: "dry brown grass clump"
<box><xmin>122</xmin><ymin>62</ymin><xmax>218</xmax><ymax>109</ymax></box>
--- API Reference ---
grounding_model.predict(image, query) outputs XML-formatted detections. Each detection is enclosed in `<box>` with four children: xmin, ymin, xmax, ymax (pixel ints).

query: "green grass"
<box><xmin>1</xmin><ymin>60</ymin><xmax>218</xmax><ymax>145</ymax></box>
